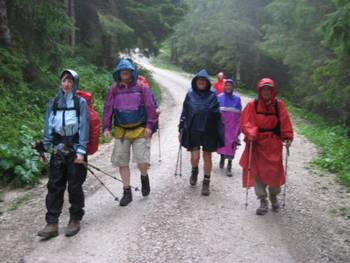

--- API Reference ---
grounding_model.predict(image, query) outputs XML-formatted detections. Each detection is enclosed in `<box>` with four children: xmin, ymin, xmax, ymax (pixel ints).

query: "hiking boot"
<box><xmin>227</xmin><ymin>160</ymin><xmax>233</xmax><ymax>177</ymax></box>
<box><xmin>190</xmin><ymin>168</ymin><xmax>198</xmax><ymax>186</ymax></box>
<box><xmin>37</xmin><ymin>223</ymin><xmax>59</xmax><ymax>239</ymax></box>
<box><xmin>65</xmin><ymin>219</ymin><xmax>81</xmax><ymax>237</ymax></box>
<box><xmin>270</xmin><ymin>195</ymin><xmax>280</xmax><ymax>212</ymax></box>
<box><xmin>256</xmin><ymin>198</ymin><xmax>269</xmax><ymax>216</ymax></box>
<box><xmin>141</xmin><ymin>174</ymin><xmax>151</xmax><ymax>197</ymax></box>
<box><xmin>201</xmin><ymin>177</ymin><xmax>210</xmax><ymax>196</ymax></box>
<box><xmin>219</xmin><ymin>155</ymin><xmax>225</xmax><ymax>169</ymax></box>
<box><xmin>120</xmin><ymin>187</ymin><xmax>133</xmax><ymax>207</ymax></box>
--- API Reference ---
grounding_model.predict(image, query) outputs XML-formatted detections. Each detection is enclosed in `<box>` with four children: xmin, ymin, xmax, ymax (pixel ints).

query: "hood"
<box><xmin>59</xmin><ymin>69</ymin><xmax>80</xmax><ymax>95</ymax></box>
<box><xmin>225</xmin><ymin>79</ymin><xmax>235</xmax><ymax>86</ymax></box>
<box><xmin>256</xmin><ymin>78</ymin><xmax>276</xmax><ymax>100</ymax></box>
<box><xmin>112</xmin><ymin>58</ymin><xmax>138</xmax><ymax>83</ymax></box>
<box><xmin>191</xmin><ymin>69</ymin><xmax>211</xmax><ymax>92</ymax></box>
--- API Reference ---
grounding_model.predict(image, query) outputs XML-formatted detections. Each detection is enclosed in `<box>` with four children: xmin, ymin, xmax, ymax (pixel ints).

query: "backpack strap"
<box><xmin>254</xmin><ymin>99</ymin><xmax>280</xmax><ymax>116</ymax></box>
<box><xmin>53</xmin><ymin>97</ymin><xmax>59</xmax><ymax>116</ymax></box>
<box><xmin>52</xmin><ymin>95</ymin><xmax>80</xmax><ymax>124</ymax></box>
<box><xmin>255</xmin><ymin>99</ymin><xmax>281</xmax><ymax>136</ymax></box>
<box><xmin>73</xmin><ymin>95</ymin><xmax>80</xmax><ymax>125</ymax></box>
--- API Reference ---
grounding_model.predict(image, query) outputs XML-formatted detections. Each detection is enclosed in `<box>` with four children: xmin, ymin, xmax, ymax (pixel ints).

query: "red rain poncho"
<box><xmin>213</xmin><ymin>79</ymin><xmax>225</xmax><ymax>95</ymax></box>
<box><xmin>239</xmin><ymin>78</ymin><xmax>294</xmax><ymax>188</ymax></box>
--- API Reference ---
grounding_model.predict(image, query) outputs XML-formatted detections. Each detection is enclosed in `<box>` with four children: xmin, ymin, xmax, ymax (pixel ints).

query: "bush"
<box><xmin>0</xmin><ymin>126</ymin><xmax>42</xmax><ymax>186</ymax></box>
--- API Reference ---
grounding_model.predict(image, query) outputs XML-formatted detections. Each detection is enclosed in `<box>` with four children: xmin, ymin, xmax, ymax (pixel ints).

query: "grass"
<box><xmin>8</xmin><ymin>193</ymin><xmax>32</xmax><ymax>211</ymax></box>
<box><xmin>285</xmin><ymin>103</ymin><xmax>350</xmax><ymax>191</ymax></box>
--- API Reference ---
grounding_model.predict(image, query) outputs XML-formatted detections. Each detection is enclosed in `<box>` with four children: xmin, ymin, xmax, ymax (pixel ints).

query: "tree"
<box><xmin>0</xmin><ymin>0</ymin><xmax>11</xmax><ymax>46</ymax></box>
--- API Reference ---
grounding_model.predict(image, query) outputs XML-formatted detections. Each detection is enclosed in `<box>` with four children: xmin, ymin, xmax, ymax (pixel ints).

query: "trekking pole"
<box><xmin>86</xmin><ymin>165</ymin><xmax>119</xmax><ymax>201</ymax></box>
<box><xmin>282</xmin><ymin>144</ymin><xmax>290</xmax><ymax>208</ymax></box>
<box><xmin>245</xmin><ymin>140</ymin><xmax>253</xmax><ymax>209</ymax></box>
<box><xmin>158</xmin><ymin>126</ymin><xmax>162</xmax><ymax>163</ymax></box>
<box><xmin>87</xmin><ymin>163</ymin><xmax>140</xmax><ymax>192</ymax></box>
<box><xmin>174</xmin><ymin>143</ymin><xmax>183</xmax><ymax>177</ymax></box>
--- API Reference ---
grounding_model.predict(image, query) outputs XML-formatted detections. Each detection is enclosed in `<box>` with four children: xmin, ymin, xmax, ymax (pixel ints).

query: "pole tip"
<box><xmin>135</xmin><ymin>187</ymin><xmax>140</xmax><ymax>192</ymax></box>
<box><xmin>115</xmin><ymin>197</ymin><xmax>119</xmax><ymax>201</ymax></box>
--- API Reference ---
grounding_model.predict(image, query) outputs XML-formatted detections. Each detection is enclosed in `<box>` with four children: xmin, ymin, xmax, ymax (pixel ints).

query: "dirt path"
<box><xmin>1</xmin><ymin>60</ymin><xmax>349</xmax><ymax>263</ymax></box>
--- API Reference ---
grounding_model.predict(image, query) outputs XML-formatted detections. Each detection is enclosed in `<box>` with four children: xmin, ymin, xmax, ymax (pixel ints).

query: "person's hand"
<box><xmin>104</xmin><ymin>130</ymin><xmax>111</xmax><ymax>140</ymax></box>
<box><xmin>156</xmin><ymin>108</ymin><xmax>161</xmax><ymax>116</ymax></box>
<box><xmin>178</xmin><ymin>133</ymin><xmax>182</xmax><ymax>142</ymax></box>
<box><xmin>75</xmin><ymin>154</ymin><xmax>85</xmax><ymax>164</ymax></box>
<box><xmin>144</xmin><ymin>128</ymin><xmax>152</xmax><ymax>139</ymax></box>
<box><xmin>284</xmin><ymin>140</ymin><xmax>292</xmax><ymax>148</ymax></box>
<box><xmin>42</xmin><ymin>152</ymin><xmax>49</xmax><ymax>165</ymax></box>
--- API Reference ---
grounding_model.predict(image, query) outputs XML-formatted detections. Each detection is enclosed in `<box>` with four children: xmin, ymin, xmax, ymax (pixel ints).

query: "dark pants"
<box><xmin>45</xmin><ymin>152</ymin><xmax>87</xmax><ymax>224</ymax></box>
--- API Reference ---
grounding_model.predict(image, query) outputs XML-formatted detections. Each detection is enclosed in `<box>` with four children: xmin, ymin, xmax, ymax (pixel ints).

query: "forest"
<box><xmin>0</xmin><ymin>0</ymin><xmax>186</xmax><ymax>185</ymax></box>
<box><xmin>171</xmin><ymin>0</ymin><xmax>350</xmax><ymax>130</ymax></box>
<box><xmin>0</xmin><ymin>0</ymin><xmax>349</xmax><ymax>188</ymax></box>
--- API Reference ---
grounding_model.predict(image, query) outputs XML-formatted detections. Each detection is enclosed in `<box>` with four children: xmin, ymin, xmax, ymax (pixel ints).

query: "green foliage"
<box><xmin>0</xmin><ymin>0</ymin><xmax>180</xmax><ymax>187</ymax></box>
<box><xmin>171</xmin><ymin>0</ymin><xmax>350</xmax><ymax>129</ymax></box>
<box><xmin>0</xmin><ymin>127</ymin><xmax>42</xmax><ymax>186</ymax></box>
<box><xmin>292</xmin><ymin>111</ymin><xmax>350</xmax><ymax>191</ymax></box>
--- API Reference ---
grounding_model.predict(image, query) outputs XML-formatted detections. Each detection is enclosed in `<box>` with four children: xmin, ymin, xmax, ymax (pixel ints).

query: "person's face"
<box><xmin>261</xmin><ymin>86</ymin><xmax>272</xmax><ymax>100</ymax></box>
<box><xmin>61</xmin><ymin>75</ymin><xmax>73</xmax><ymax>93</ymax></box>
<box><xmin>120</xmin><ymin>70</ymin><xmax>132</xmax><ymax>83</ymax></box>
<box><xmin>218</xmin><ymin>73</ymin><xmax>224</xmax><ymax>81</ymax></box>
<box><xmin>224</xmin><ymin>84</ymin><xmax>234</xmax><ymax>94</ymax></box>
<box><xmin>196</xmin><ymin>78</ymin><xmax>208</xmax><ymax>91</ymax></box>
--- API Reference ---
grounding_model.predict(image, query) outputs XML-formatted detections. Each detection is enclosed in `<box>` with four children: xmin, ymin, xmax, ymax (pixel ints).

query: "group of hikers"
<box><xmin>35</xmin><ymin>58</ymin><xmax>294</xmax><ymax>239</ymax></box>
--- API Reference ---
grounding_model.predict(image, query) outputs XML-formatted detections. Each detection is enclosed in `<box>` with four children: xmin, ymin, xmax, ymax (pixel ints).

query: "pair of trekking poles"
<box><xmin>245</xmin><ymin>141</ymin><xmax>290</xmax><ymax>209</ymax></box>
<box><xmin>173</xmin><ymin>139</ymin><xmax>291</xmax><ymax>208</ymax></box>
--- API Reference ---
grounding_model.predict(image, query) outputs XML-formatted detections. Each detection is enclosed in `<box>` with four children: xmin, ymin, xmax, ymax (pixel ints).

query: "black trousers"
<box><xmin>45</xmin><ymin>152</ymin><xmax>87</xmax><ymax>224</ymax></box>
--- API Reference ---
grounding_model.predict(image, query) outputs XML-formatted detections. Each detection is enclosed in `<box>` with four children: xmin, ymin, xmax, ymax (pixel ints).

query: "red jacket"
<box><xmin>239</xmin><ymin>78</ymin><xmax>294</xmax><ymax>188</ymax></box>
<box><xmin>213</xmin><ymin>79</ymin><xmax>225</xmax><ymax>95</ymax></box>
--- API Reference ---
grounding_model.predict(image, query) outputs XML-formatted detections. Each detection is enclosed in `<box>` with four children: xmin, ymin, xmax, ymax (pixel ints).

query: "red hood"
<box><xmin>256</xmin><ymin>78</ymin><xmax>276</xmax><ymax>101</ymax></box>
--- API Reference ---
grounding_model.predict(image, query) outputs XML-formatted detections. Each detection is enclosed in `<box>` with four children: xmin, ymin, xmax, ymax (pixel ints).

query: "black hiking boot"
<box><xmin>256</xmin><ymin>198</ymin><xmax>269</xmax><ymax>216</ymax></box>
<box><xmin>37</xmin><ymin>223</ymin><xmax>59</xmax><ymax>239</ymax></box>
<box><xmin>65</xmin><ymin>219</ymin><xmax>81</xmax><ymax>237</ymax></box>
<box><xmin>141</xmin><ymin>174</ymin><xmax>151</xmax><ymax>197</ymax></box>
<box><xmin>120</xmin><ymin>187</ymin><xmax>133</xmax><ymax>207</ymax></box>
<box><xmin>219</xmin><ymin>155</ymin><xmax>225</xmax><ymax>169</ymax></box>
<box><xmin>201</xmin><ymin>176</ymin><xmax>210</xmax><ymax>196</ymax></box>
<box><xmin>270</xmin><ymin>194</ymin><xmax>280</xmax><ymax>212</ymax></box>
<box><xmin>227</xmin><ymin>160</ymin><xmax>233</xmax><ymax>177</ymax></box>
<box><xmin>190</xmin><ymin>167</ymin><xmax>198</xmax><ymax>186</ymax></box>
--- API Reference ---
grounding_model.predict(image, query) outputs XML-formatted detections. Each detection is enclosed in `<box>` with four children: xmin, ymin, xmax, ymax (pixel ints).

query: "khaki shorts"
<box><xmin>111</xmin><ymin>138</ymin><xmax>151</xmax><ymax>167</ymax></box>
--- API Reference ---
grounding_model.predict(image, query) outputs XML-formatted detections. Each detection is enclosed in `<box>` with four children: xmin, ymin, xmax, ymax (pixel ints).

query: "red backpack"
<box><xmin>76</xmin><ymin>90</ymin><xmax>100</xmax><ymax>155</ymax></box>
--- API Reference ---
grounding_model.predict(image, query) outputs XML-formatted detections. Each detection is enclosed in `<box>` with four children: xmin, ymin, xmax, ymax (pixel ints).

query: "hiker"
<box><xmin>38</xmin><ymin>69</ymin><xmax>89</xmax><ymax>239</ymax></box>
<box><xmin>213</xmin><ymin>72</ymin><xmax>225</xmax><ymax>95</ymax></box>
<box><xmin>138</xmin><ymin>75</ymin><xmax>161</xmax><ymax>133</ymax></box>
<box><xmin>217</xmin><ymin>79</ymin><xmax>242</xmax><ymax>177</ymax></box>
<box><xmin>239</xmin><ymin>78</ymin><xmax>293</xmax><ymax>215</ymax></box>
<box><xmin>178</xmin><ymin>69</ymin><xmax>224</xmax><ymax>196</ymax></box>
<box><xmin>103</xmin><ymin>58</ymin><xmax>157</xmax><ymax>207</ymax></box>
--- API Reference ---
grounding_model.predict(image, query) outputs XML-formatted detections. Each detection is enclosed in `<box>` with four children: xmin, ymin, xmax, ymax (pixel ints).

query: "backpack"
<box><xmin>254</xmin><ymin>99</ymin><xmax>281</xmax><ymax>137</ymax></box>
<box><xmin>53</xmin><ymin>90</ymin><xmax>100</xmax><ymax>155</ymax></box>
<box><xmin>112</xmin><ymin>84</ymin><xmax>147</xmax><ymax>129</ymax></box>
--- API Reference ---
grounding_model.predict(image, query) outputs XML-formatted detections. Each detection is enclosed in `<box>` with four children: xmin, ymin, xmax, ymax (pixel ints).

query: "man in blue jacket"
<box><xmin>179</xmin><ymin>69</ymin><xmax>224</xmax><ymax>196</ymax></box>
